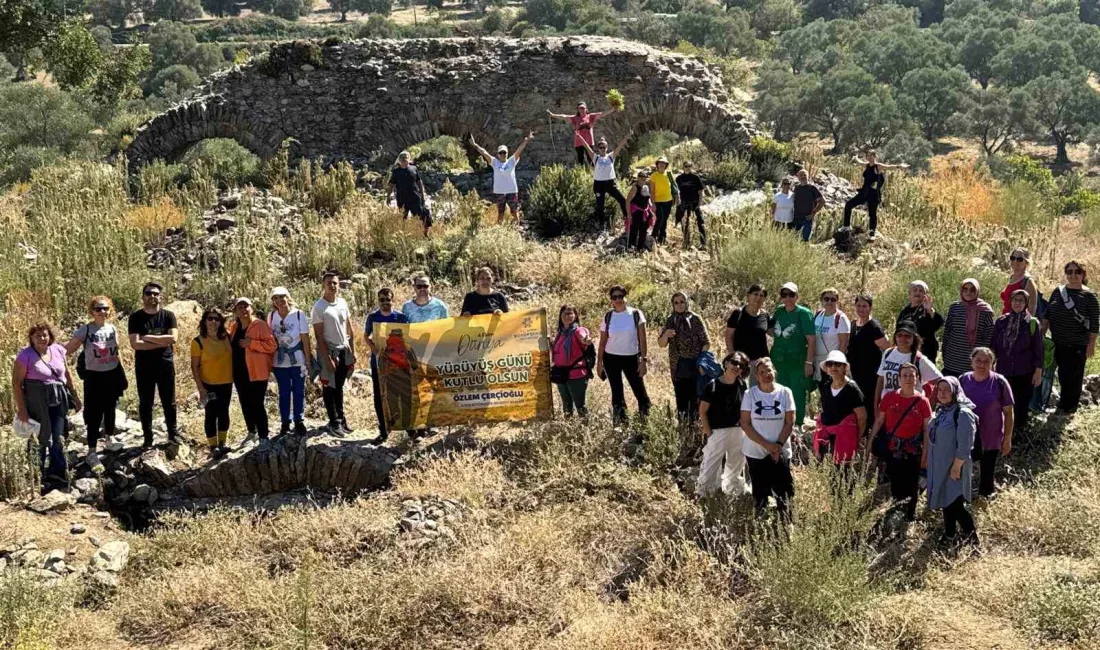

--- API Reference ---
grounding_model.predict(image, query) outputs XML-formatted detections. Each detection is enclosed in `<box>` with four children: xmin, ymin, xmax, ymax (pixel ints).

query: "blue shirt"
<box><xmin>366</xmin><ymin>309</ymin><xmax>409</xmax><ymax>366</ymax></box>
<box><xmin>401</xmin><ymin>298</ymin><xmax>449</xmax><ymax>323</ymax></box>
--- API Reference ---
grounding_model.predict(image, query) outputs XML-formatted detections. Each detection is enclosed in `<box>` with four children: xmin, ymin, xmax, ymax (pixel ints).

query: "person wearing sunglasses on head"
<box><xmin>190</xmin><ymin>307</ymin><xmax>233</xmax><ymax>457</ymax></box>
<box><xmin>65</xmin><ymin>296</ymin><xmax>126</xmax><ymax>474</ymax></box>
<box><xmin>269</xmin><ymin>287</ymin><xmax>312</xmax><ymax>437</ymax></box>
<box><xmin>128</xmin><ymin>282</ymin><xmax>179</xmax><ymax>449</ymax></box>
<box><xmin>771</xmin><ymin>282</ymin><xmax>815</xmax><ymax>427</ymax></box>
<box><xmin>402</xmin><ymin>273</ymin><xmax>450</xmax><ymax>324</ymax></box>
<box><xmin>597</xmin><ymin>285</ymin><xmax>651</xmax><ymax>424</ymax></box>
<box><xmin>366</xmin><ymin>287</ymin><xmax>409</xmax><ymax>443</ymax></box>
<box><xmin>941</xmin><ymin>278</ymin><xmax>995</xmax><ymax>378</ymax></box>
<box><xmin>658</xmin><ymin>291</ymin><xmax>710</xmax><ymax>424</ymax></box>
<box><xmin>1001</xmin><ymin>248</ymin><xmax>1039</xmax><ymax>315</ymax></box>
<box><xmin>1042</xmin><ymin>261</ymin><xmax>1099</xmax><ymax>413</ymax></box>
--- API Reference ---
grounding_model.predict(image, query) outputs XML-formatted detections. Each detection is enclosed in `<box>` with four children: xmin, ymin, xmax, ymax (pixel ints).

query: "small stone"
<box><xmin>89</xmin><ymin>536</ymin><xmax>101</xmax><ymax>548</ymax></box>
<box><xmin>89</xmin><ymin>570</ymin><xmax>118</xmax><ymax>589</ymax></box>
<box><xmin>71</xmin><ymin>524</ymin><xmax>86</xmax><ymax>535</ymax></box>
<box><xmin>132</xmin><ymin>484</ymin><xmax>158</xmax><ymax>504</ymax></box>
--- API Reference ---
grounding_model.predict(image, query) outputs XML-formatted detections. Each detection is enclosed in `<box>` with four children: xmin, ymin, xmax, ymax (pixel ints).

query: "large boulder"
<box><xmin>90</xmin><ymin>541</ymin><xmax>131</xmax><ymax>573</ymax></box>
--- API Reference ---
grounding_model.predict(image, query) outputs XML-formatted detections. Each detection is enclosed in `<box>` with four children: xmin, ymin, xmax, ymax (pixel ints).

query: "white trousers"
<box><xmin>696</xmin><ymin>426</ymin><xmax>749</xmax><ymax>496</ymax></box>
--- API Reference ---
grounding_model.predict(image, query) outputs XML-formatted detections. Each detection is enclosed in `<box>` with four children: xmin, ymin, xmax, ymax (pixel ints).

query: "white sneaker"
<box><xmin>86</xmin><ymin>452</ymin><xmax>104</xmax><ymax>474</ymax></box>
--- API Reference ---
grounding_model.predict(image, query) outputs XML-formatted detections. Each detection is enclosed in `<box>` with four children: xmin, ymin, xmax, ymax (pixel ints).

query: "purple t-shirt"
<box><xmin>16</xmin><ymin>343</ymin><xmax>68</xmax><ymax>384</ymax></box>
<box><xmin>960</xmin><ymin>372</ymin><xmax>1014</xmax><ymax>449</ymax></box>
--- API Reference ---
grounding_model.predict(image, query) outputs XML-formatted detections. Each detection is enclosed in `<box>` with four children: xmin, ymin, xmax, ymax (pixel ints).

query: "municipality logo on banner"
<box><xmin>372</xmin><ymin>308</ymin><xmax>553</xmax><ymax>430</ymax></box>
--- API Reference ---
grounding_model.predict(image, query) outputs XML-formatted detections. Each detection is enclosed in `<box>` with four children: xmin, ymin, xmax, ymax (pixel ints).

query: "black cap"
<box><xmin>896</xmin><ymin>320</ymin><xmax>918</xmax><ymax>336</ymax></box>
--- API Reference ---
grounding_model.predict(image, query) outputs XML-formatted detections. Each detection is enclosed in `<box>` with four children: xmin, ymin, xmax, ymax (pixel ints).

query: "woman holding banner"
<box><xmin>462</xmin><ymin>267</ymin><xmax>510</xmax><ymax>316</ymax></box>
<box><xmin>550</xmin><ymin>304</ymin><xmax>593</xmax><ymax>418</ymax></box>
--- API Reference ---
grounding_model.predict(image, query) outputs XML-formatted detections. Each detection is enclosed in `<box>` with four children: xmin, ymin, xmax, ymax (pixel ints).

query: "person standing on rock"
<box><xmin>402</xmin><ymin>273</ymin><xmax>450</xmax><ymax>324</ymax></box>
<box><xmin>127</xmin><ymin>282</ymin><xmax>179</xmax><ymax>449</ymax></box>
<box><xmin>387</xmin><ymin>151</ymin><xmax>432</xmax><ymax>237</ymax></box>
<box><xmin>675</xmin><ymin>161</ymin><xmax>706</xmax><ymax>248</ymax></box>
<box><xmin>312</xmin><ymin>271</ymin><xmax>358</xmax><ymax>436</ymax></box>
<box><xmin>546</xmin><ymin>101</ymin><xmax>619</xmax><ymax>165</ymax></box>
<box><xmin>268</xmin><ymin>287</ymin><xmax>312</xmax><ymax>437</ymax></box>
<box><xmin>12</xmin><ymin>322</ymin><xmax>81</xmax><ymax>492</ymax></box>
<box><xmin>190</xmin><ymin>307</ymin><xmax>234</xmax><ymax>456</ymax></box>
<box><xmin>649</xmin><ymin>156</ymin><xmax>679</xmax><ymax>245</ymax></box>
<box><xmin>228</xmin><ymin>298</ymin><xmax>276</xmax><ymax>450</ymax></box>
<box><xmin>469</xmin><ymin>132</ymin><xmax>534</xmax><ymax>224</ymax></box>
<box><xmin>843</xmin><ymin>150</ymin><xmax>908</xmax><ymax>239</ymax></box>
<box><xmin>898</xmin><ymin>280</ymin><xmax>944</xmax><ymax>363</ymax></box>
<box><xmin>790</xmin><ymin>169</ymin><xmax>825</xmax><ymax>243</ymax></box>
<box><xmin>581</xmin><ymin>133</ymin><xmax>631</xmax><ymax>229</ymax></box>
<box><xmin>366</xmin><ymin>287</ymin><xmax>410</xmax><ymax>443</ymax></box>
<box><xmin>65</xmin><ymin>296</ymin><xmax>126</xmax><ymax>474</ymax></box>
<box><xmin>1043</xmin><ymin>260</ymin><xmax>1099</xmax><ymax>414</ymax></box>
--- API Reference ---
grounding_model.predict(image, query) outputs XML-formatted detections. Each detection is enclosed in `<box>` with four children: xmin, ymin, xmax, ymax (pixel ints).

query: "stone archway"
<box><xmin>126</xmin><ymin>37</ymin><xmax>758</xmax><ymax>173</ymax></box>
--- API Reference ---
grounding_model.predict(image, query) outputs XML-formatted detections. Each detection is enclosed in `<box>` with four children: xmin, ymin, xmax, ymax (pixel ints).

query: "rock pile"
<box><xmin>0</xmin><ymin>536</ymin><xmax>130</xmax><ymax>586</ymax></box>
<box><xmin>397</xmin><ymin>496</ymin><xmax>462</xmax><ymax>549</ymax></box>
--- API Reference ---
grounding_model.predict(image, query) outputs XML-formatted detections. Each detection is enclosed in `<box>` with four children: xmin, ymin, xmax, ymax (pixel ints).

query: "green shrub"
<box><xmin>707</xmin><ymin>155</ymin><xmax>753</xmax><ymax>190</ymax></box>
<box><xmin>289</xmin><ymin>159</ymin><xmax>358</xmax><ymax>216</ymax></box>
<box><xmin>999</xmin><ymin>181</ymin><xmax>1055</xmax><ymax>231</ymax></box>
<box><xmin>180</xmin><ymin>138</ymin><xmax>261</xmax><ymax>189</ymax></box>
<box><xmin>0</xmin><ymin>569</ymin><xmax>72</xmax><ymax>648</ymax></box>
<box><xmin>1024</xmin><ymin>573</ymin><xmax>1100</xmax><ymax>643</ymax></box>
<box><xmin>407</xmin><ymin>136</ymin><xmax>471</xmax><ymax>174</ymax></box>
<box><xmin>748</xmin><ymin>135</ymin><xmax>792</xmax><ymax>178</ymax></box>
<box><xmin>1081</xmin><ymin>204</ymin><xmax>1100</xmax><ymax>237</ymax></box>
<box><xmin>1059</xmin><ymin>188</ymin><xmax>1100</xmax><ymax>215</ymax></box>
<box><xmin>879</xmin><ymin>130</ymin><xmax>933</xmax><ymax>173</ymax></box>
<box><xmin>526</xmin><ymin>164</ymin><xmax>597</xmax><ymax>237</ymax></box>
<box><xmin>258</xmin><ymin>40</ymin><xmax>323</xmax><ymax>77</ymax></box>
<box><xmin>989</xmin><ymin>154</ymin><xmax>1057</xmax><ymax>196</ymax></box>
<box><xmin>0</xmin><ymin>145</ymin><xmax>65</xmax><ymax>188</ymax></box>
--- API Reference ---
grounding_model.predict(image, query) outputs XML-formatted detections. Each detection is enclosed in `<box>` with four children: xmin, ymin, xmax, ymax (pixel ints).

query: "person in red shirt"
<box><xmin>869</xmin><ymin>362</ymin><xmax>933</xmax><ymax>521</ymax></box>
<box><xmin>546</xmin><ymin>101</ymin><xmax>619</xmax><ymax>165</ymax></box>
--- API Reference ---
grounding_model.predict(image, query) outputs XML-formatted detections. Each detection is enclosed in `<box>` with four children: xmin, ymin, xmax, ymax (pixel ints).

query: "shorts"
<box><xmin>494</xmin><ymin>193</ymin><xmax>519</xmax><ymax>207</ymax></box>
<box><xmin>398</xmin><ymin>196</ymin><xmax>433</xmax><ymax>227</ymax></box>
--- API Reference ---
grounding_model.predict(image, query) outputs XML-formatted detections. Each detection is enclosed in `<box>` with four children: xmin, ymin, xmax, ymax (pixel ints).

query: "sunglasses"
<box><xmin>93</xmin><ymin>306</ymin><xmax>110</xmax><ymax>313</ymax></box>
<box><xmin>780</xmin><ymin>291</ymin><xmax>795</xmax><ymax>298</ymax></box>
<box><xmin>896</xmin><ymin>331</ymin><xmax>914</xmax><ymax>337</ymax></box>
<box><xmin>1010</xmin><ymin>256</ymin><xmax>1027</xmax><ymax>263</ymax></box>
<box><xmin>1066</xmin><ymin>268</ymin><xmax>1084</xmax><ymax>276</ymax></box>
<box><xmin>144</xmin><ymin>290</ymin><xmax>161</xmax><ymax>297</ymax></box>
<box><xmin>962</xmin><ymin>286</ymin><xmax>977</xmax><ymax>292</ymax></box>
<box><xmin>821</xmin><ymin>296</ymin><xmax>837</xmax><ymax>303</ymax></box>
<box><xmin>824</xmin><ymin>361</ymin><xmax>842</xmax><ymax>368</ymax></box>
<box><xmin>611</xmin><ymin>294</ymin><xmax>625</xmax><ymax>300</ymax></box>
<box><xmin>415</xmin><ymin>284</ymin><xmax>429</xmax><ymax>289</ymax></box>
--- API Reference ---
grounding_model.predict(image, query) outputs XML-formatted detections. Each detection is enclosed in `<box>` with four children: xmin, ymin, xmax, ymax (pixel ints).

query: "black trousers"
<box><xmin>887</xmin><ymin>453</ymin><xmax>921</xmax><ymax>520</ymax></box>
<box><xmin>235</xmin><ymin>376</ymin><xmax>269</xmax><ymax>439</ymax></box>
<box><xmin>676</xmin><ymin>202</ymin><xmax>706</xmax><ymax>247</ymax></box>
<box><xmin>653</xmin><ymin>201</ymin><xmax>674</xmax><ymax>244</ymax></box>
<box><xmin>202</xmin><ymin>382</ymin><xmax>232</xmax><ymax>442</ymax></box>
<box><xmin>604</xmin><ymin>353</ymin><xmax>651</xmax><ymax>422</ymax></box>
<box><xmin>135</xmin><ymin>359</ymin><xmax>177</xmax><ymax>446</ymax></box>
<box><xmin>627</xmin><ymin>211</ymin><xmax>648</xmax><ymax>251</ymax></box>
<box><xmin>323</xmin><ymin>351</ymin><xmax>351</xmax><ymax>424</ymax></box>
<box><xmin>978</xmin><ymin>448</ymin><xmax>999</xmax><ymax>497</ymax></box>
<box><xmin>575</xmin><ymin>146</ymin><xmax>591</xmax><ymax>166</ymax></box>
<box><xmin>746</xmin><ymin>455</ymin><xmax>794</xmax><ymax>518</ymax></box>
<box><xmin>1055</xmin><ymin>344</ymin><xmax>1087</xmax><ymax>413</ymax></box>
<box><xmin>943</xmin><ymin>495</ymin><xmax>976</xmax><ymax>538</ymax></box>
<box><xmin>83</xmin><ymin>372</ymin><xmax>118</xmax><ymax>450</ymax></box>
<box><xmin>844</xmin><ymin>188</ymin><xmax>881</xmax><ymax>233</ymax></box>
<box><xmin>1005</xmin><ymin>372</ymin><xmax>1034</xmax><ymax>429</ymax></box>
<box><xmin>672</xmin><ymin>376</ymin><xmax>698</xmax><ymax>423</ymax></box>
<box><xmin>594</xmin><ymin>180</ymin><xmax>627</xmax><ymax>228</ymax></box>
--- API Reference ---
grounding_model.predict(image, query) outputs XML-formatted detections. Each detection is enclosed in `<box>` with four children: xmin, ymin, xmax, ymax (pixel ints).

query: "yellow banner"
<box><xmin>372</xmin><ymin>308</ymin><xmax>553</xmax><ymax>430</ymax></box>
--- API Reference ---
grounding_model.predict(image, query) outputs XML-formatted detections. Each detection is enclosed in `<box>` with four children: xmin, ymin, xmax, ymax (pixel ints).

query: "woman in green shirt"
<box><xmin>771</xmin><ymin>282</ymin><xmax>816</xmax><ymax>425</ymax></box>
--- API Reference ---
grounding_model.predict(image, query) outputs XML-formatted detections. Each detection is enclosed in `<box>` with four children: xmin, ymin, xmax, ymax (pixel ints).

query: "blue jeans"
<box><xmin>30</xmin><ymin>402</ymin><xmax>67</xmax><ymax>483</ymax></box>
<box><xmin>792</xmin><ymin>217</ymin><xmax>813</xmax><ymax>242</ymax></box>
<box><xmin>272</xmin><ymin>366</ymin><xmax>305</xmax><ymax>422</ymax></box>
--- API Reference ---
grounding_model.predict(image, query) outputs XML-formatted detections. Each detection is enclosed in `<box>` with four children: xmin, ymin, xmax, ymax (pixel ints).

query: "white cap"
<box><xmin>234</xmin><ymin>297</ymin><xmax>253</xmax><ymax>308</ymax></box>
<box><xmin>824</xmin><ymin>350</ymin><xmax>848</xmax><ymax>366</ymax></box>
<box><xmin>781</xmin><ymin>281</ymin><xmax>799</xmax><ymax>294</ymax></box>
<box><xmin>497</xmin><ymin>145</ymin><xmax>508</xmax><ymax>153</ymax></box>
<box><xmin>270</xmin><ymin>286</ymin><xmax>290</xmax><ymax>299</ymax></box>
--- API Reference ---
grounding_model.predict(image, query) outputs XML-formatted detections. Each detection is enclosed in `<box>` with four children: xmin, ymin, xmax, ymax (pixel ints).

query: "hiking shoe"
<box><xmin>279</xmin><ymin>421</ymin><xmax>291</xmax><ymax>436</ymax></box>
<box><xmin>327</xmin><ymin>421</ymin><xmax>345</xmax><ymax>437</ymax></box>
<box><xmin>258</xmin><ymin>438</ymin><xmax>271</xmax><ymax>452</ymax></box>
<box><xmin>86</xmin><ymin>452</ymin><xmax>104</xmax><ymax>475</ymax></box>
<box><xmin>293</xmin><ymin>420</ymin><xmax>308</xmax><ymax>436</ymax></box>
<box><xmin>339</xmin><ymin>420</ymin><xmax>355</xmax><ymax>435</ymax></box>
<box><xmin>217</xmin><ymin>444</ymin><xmax>232</xmax><ymax>457</ymax></box>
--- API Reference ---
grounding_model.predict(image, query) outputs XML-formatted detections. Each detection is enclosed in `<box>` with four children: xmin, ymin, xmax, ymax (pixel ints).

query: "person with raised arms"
<box><xmin>468</xmin><ymin>131</ymin><xmax>534</xmax><ymax>223</ymax></box>
<box><xmin>897</xmin><ymin>280</ymin><xmax>944</xmax><ymax>363</ymax></box>
<box><xmin>545</xmin><ymin>101</ymin><xmax>618</xmax><ymax>165</ymax></box>
<box><xmin>581</xmin><ymin>132</ymin><xmax>632</xmax><ymax>229</ymax></box>
<box><xmin>843</xmin><ymin>149</ymin><xmax>908</xmax><ymax>238</ymax></box>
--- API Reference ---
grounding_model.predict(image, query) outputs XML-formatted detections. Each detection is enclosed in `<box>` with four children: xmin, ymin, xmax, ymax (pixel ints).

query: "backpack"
<box><xmin>604</xmin><ymin>308</ymin><xmax>642</xmax><ymax>336</ymax></box>
<box><xmin>75</xmin><ymin>323</ymin><xmax>90</xmax><ymax>380</ymax></box>
<box><xmin>695</xmin><ymin>350</ymin><xmax>723</xmax><ymax>398</ymax></box>
<box><xmin>814</xmin><ymin>310</ymin><xmax>843</xmax><ymax>352</ymax></box>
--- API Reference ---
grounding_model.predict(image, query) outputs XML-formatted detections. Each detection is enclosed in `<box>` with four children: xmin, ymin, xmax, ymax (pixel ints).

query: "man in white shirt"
<box><xmin>469</xmin><ymin>132</ymin><xmax>534</xmax><ymax>223</ymax></box>
<box><xmin>311</xmin><ymin>271</ymin><xmax>358</xmax><ymax>436</ymax></box>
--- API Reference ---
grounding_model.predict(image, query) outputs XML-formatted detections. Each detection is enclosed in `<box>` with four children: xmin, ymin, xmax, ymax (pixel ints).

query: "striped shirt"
<box><xmin>1046</xmin><ymin>286</ymin><xmax>1100</xmax><ymax>347</ymax></box>
<box><xmin>941</xmin><ymin>301</ymin><xmax>995</xmax><ymax>376</ymax></box>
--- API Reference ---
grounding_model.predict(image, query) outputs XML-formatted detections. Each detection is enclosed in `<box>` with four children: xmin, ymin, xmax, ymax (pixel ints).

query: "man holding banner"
<box><xmin>371</xmin><ymin>309</ymin><xmax>553</xmax><ymax>430</ymax></box>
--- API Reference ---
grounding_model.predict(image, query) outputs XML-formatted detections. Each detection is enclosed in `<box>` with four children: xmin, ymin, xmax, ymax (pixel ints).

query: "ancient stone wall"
<box><xmin>126</xmin><ymin>36</ymin><xmax>757</xmax><ymax>172</ymax></box>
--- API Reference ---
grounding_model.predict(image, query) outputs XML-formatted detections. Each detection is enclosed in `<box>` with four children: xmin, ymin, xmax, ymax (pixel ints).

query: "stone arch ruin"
<box><xmin>126</xmin><ymin>36</ymin><xmax>757</xmax><ymax>172</ymax></box>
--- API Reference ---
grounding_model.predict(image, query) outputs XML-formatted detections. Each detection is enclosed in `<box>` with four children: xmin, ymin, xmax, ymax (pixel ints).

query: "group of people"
<box><xmin>546</xmin><ymin>250</ymin><xmax>1096</xmax><ymax>543</ymax></box>
<box><xmin>11</xmin><ymin>267</ymin><xmax>512</xmax><ymax>490</ymax></box>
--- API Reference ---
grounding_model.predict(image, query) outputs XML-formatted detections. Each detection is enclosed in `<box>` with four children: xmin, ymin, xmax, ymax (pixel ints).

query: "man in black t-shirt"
<box><xmin>675</xmin><ymin>161</ymin><xmax>707</xmax><ymax>247</ymax></box>
<box><xmin>387</xmin><ymin>151</ymin><xmax>433</xmax><ymax>236</ymax></box>
<box><xmin>791</xmin><ymin>169</ymin><xmax>824</xmax><ymax>243</ymax></box>
<box><xmin>127</xmin><ymin>282</ymin><xmax>179</xmax><ymax>447</ymax></box>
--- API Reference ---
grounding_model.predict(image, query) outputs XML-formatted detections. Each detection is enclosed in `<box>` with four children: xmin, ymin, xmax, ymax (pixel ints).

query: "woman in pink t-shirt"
<box><xmin>547</xmin><ymin>101</ymin><xmax>618</xmax><ymax>165</ymax></box>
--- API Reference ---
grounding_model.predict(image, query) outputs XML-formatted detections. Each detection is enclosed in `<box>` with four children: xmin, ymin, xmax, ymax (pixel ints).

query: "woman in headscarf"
<box><xmin>550</xmin><ymin>304</ymin><xmax>593</xmax><ymax>418</ymax></box>
<box><xmin>659</xmin><ymin>290</ymin><xmax>711</xmax><ymax>424</ymax></box>
<box><xmin>959</xmin><ymin>347</ymin><xmax>1014</xmax><ymax>500</ymax></box>
<box><xmin>897</xmin><ymin>280</ymin><xmax>944</xmax><ymax>362</ymax></box>
<box><xmin>991</xmin><ymin>289</ymin><xmax>1043</xmax><ymax>430</ymax></box>
<box><xmin>941</xmin><ymin>278</ymin><xmax>995</xmax><ymax>377</ymax></box>
<box><xmin>927</xmin><ymin>376</ymin><xmax>979</xmax><ymax>546</ymax></box>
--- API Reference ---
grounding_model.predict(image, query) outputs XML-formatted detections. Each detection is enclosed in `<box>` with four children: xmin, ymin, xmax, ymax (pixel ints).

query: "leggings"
<box><xmin>135</xmin><ymin>359</ymin><xmax>177</xmax><ymax>446</ymax></box>
<box><xmin>887</xmin><ymin>453</ymin><xmax>921</xmax><ymax>520</ymax></box>
<box><xmin>1055</xmin><ymin>344</ymin><xmax>1086</xmax><ymax>413</ymax></box>
<box><xmin>746</xmin><ymin>455</ymin><xmax>794</xmax><ymax>519</ymax></box>
<box><xmin>653</xmin><ymin>201</ymin><xmax>674</xmax><ymax>244</ymax></box>
<box><xmin>1005</xmin><ymin>372</ymin><xmax>1034</xmax><ymax>429</ymax></box>
<box><xmin>83</xmin><ymin>372</ymin><xmax>118</xmax><ymax>450</ymax></box>
<box><xmin>556</xmin><ymin>378</ymin><xmax>589</xmax><ymax>417</ymax></box>
<box><xmin>978</xmin><ymin>448</ymin><xmax>999</xmax><ymax>497</ymax></box>
<box><xmin>594</xmin><ymin>180</ymin><xmax>627</xmax><ymax>228</ymax></box>
<box><xmin>235</xmin><ymin>377</ymin><xmax>270</xmax><ymax>439</ymax></box>
<box><xmin>676</xmin><ymin>202</ymin><xmax>706</xmax><ymax>247</ymax></box>
<box><xmin>202</xmin><ymin>382</ymin><xmax>232</xmax><ymax>444</ymax></box>
<box><xmin>844</xmin><ymin>188</ymin><xmax>881</xmax><ymax>233</ymax></box>
<box><xmin>943</xmin><ymin>496</ymin><xmax>976</xmax><ymax>539</ymax></box>
<box><xmin>603</xmin><ymin>353</ymin><xmax>651</xmax><ymax>422</ymax></box>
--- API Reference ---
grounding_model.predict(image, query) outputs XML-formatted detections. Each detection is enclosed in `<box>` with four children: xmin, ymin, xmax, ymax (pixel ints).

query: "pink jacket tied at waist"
<box><xmin>814</xmin><ymin>413</ymin><xmax>861</xmax><ymax>462</ymax></box>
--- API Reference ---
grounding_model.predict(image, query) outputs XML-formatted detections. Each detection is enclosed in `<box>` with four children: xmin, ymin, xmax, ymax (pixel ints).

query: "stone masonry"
<box><xmin>126</xmin><ymin>36</ymin><xmax>757</xmax><ymax>172</ymax></box>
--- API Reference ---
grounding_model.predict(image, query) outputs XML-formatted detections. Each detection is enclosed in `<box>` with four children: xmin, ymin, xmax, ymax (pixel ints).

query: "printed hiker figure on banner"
<box><xmin>372</xmin><ymin>308</ymin><xmax>553</xmax><ymax>429</ymax></box>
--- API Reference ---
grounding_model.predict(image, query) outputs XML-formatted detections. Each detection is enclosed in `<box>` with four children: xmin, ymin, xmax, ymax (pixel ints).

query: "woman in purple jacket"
<box><xmin>991</xmin><ymin>289</ymin><xmax>1043</xmax><ymax>430</ymax></box>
